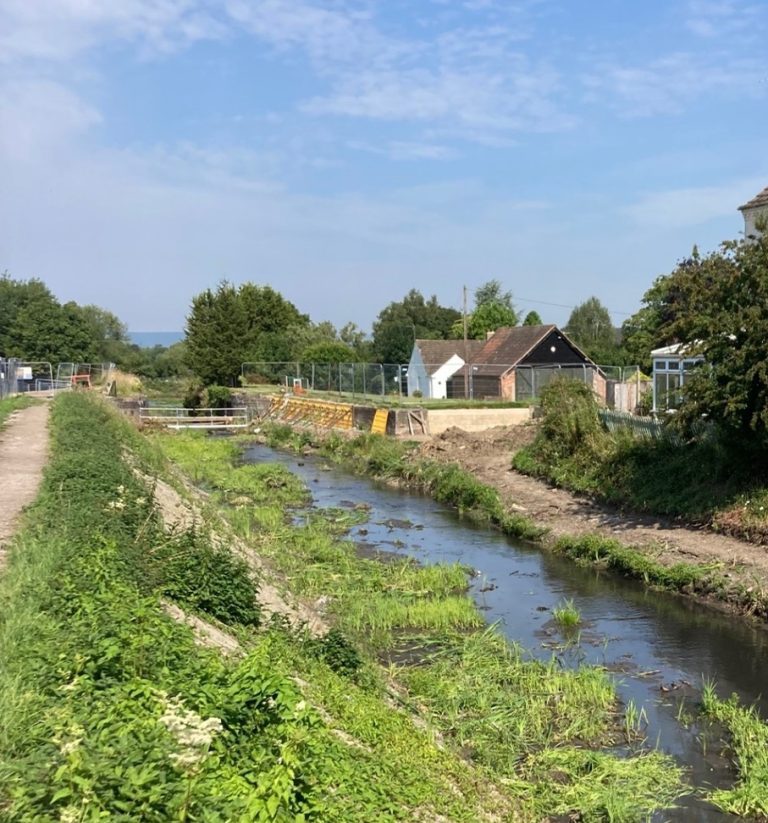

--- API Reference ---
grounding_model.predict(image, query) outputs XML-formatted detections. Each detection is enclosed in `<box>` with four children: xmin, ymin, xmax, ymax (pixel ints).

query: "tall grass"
<box><xmin>700</xmin><ymin>682</ymin><xmax>768</xmax><ymax>818</ymax></box>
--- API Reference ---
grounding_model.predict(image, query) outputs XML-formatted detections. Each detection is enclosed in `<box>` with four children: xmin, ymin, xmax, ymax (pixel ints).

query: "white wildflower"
<box><xmin>135</xmin><ymin>497</ymin><xmax>147</xmax><ymax>506</ymax></box>
<box><xmin>158</xmin><ymin>696</ymin><xmax>223</xmax><ymax>772</ymax></box>
<box><xmin>59</xmin><ymin>808</ymin><xmax>80</xmax><ymax>823</ymax></box>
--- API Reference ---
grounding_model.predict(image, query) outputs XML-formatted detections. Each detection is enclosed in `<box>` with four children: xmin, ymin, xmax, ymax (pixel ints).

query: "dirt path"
<box><xmin>421</xmin><ymin>426</ymin><xmax>768</xmax><ymax>596</ymax></box>
<box><xmin>0</xmin><ymin>402</ymin><xmax>50</xmax><ymax>568</ymax></box>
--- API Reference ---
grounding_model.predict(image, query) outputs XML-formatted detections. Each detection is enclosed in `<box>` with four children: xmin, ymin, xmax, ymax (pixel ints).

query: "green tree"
<box><xmin>564</xmin><ymin>297</ymin><xmax>627</xmax><ymax>363</ymax></box>
<box><xmin>522</xmin><ymin>310</ymin><xmax>543</xmax><ymax>326</ymax></box>
<box><xmin>185</xmin><ymin>282</ymin><xmax>309</xmax><ymax>384</ymax></box>
<box><xmin>656</xmin><ymin>229</ymin><xmax>768</xmax><ymax>446</ymax></box>
<box><xmin>457</xmin><ymin>279</ymin><xmax>518</xmax><ymax>339</ymax></box>
<box><xmin>372</xmin><ymin>290</ymin><xmax>460</xmax><ymax>363</ymax></box>
<box><xmin>300</xmin><ymin>341</ymin><xmax>359</xmax><ymax>364</ymax></box>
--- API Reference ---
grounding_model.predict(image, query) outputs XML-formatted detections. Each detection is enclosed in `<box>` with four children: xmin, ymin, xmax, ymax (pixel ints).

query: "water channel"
<box><xmin>245</xmin><ymin>444</ymin><xmax>768</xmax><ymax>821</ymax></box>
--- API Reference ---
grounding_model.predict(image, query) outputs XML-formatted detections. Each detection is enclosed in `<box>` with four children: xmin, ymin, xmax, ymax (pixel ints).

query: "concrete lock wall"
<box><xmin>427</xmin><ymin>407</ymin><xmax>533</xmax><ymax>434</ymax></box>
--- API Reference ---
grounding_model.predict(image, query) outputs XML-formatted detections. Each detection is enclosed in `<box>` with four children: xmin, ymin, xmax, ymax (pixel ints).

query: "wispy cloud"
<box><xmin>685</xmin><ymin>0</ymin><xmax>765</xmax><ymax>39</ymax></box>
<box><xmin>0</xmin><ymin>0</ymin><xmax>228</xmax><ymax>63</ymax></box>
<box><xmin>623</xmin><ymin>178</ymin><xmax>768</xmax><ymax>228</ymax></box>
<box><xmin>583</xmin><ymin>51</ymin><xmax>767</xmax><ymax>117</ymax></box>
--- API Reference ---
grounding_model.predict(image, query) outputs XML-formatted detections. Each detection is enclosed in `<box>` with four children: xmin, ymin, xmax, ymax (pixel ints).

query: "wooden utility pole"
<box><xmin>463</xmin><ymin>285</ymin><xmax>469</xmax><ymax>399</ymax></box>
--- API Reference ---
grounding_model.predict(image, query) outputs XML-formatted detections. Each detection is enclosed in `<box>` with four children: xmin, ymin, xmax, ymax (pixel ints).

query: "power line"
<box><xmin>515</xmin><ymin>296</ymin><xmax>633</xmax><ymax>317</ymax></box>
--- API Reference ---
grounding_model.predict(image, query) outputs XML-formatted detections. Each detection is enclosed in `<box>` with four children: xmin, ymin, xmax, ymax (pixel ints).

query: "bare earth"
<box><xmin>0</xmin><ymin>402</ymin><xmax>50</xmax><ymax>568</ymax></box>
<box><xmin>420</xmin><ymin>425</ymin><xmax>768</xmax><ymax>603</ymax></box>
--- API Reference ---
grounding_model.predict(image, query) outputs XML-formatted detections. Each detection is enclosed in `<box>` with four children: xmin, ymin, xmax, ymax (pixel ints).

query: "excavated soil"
<box><xmin>419</xmin><ymin>425</ymin><xmax>768</xmax><ymax>605</ymax></box>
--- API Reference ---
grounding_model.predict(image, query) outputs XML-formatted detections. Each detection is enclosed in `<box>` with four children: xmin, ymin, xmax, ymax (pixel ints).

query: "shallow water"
<box><xmin>245</xmin><ymin>444</ymin><xmax>768</xmax><ymax>821</ymax></box>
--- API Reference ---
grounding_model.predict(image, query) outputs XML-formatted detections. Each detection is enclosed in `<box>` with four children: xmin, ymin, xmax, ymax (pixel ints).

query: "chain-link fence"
<box><xmin>241</xmin><ymin>361</ymin><xmax>647</xmax><ymax>410</ymax></box>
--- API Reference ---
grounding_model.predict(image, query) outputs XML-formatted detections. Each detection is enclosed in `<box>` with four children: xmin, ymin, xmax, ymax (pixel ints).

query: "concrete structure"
<box><xmin>427</xmin><ymin>407</ymin><xmax>533</xmax><ymax>434</ymax></box>
<box><xmin>739</xmin><ymin>185</ymin><xmax>768</xmax><ymax>239</ymax></box>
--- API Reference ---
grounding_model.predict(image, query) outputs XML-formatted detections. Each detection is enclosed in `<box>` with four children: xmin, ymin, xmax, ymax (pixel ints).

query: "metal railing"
<box><xmin>139</xmin><ymin>406</ymin><xmax>250</xmax><ymax>430</ymax></box>
<box><xmin>0</xmin><ymin>359</ymin><xmax>21</xmax><ymax>399</ymax></box>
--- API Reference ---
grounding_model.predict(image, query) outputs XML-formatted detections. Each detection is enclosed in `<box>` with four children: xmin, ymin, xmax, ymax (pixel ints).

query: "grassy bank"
<box><xmin>0</xmin><ymin>394</ymin><xmax>37</xmax><ymax>429</ymax></box>
<box><xmin>153</xmin><ymin>427</ymin><xmax>686</xmax><ymax>820</ymax></box>
<box><xmin>1</xmin><ymin>394</ymin><xmax>525</xmax><ymax>821</ymax></box>
<box><xmin>512</xmin><ymin>380</ymin><xmax>768</xmax><ymax>543</ymax></box>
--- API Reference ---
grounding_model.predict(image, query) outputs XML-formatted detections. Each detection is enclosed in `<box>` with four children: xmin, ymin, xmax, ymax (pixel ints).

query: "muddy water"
<box><xmin>245</xmin><ymin>445</ymin><xmax>768</xmax><ymax>822</ymax></box>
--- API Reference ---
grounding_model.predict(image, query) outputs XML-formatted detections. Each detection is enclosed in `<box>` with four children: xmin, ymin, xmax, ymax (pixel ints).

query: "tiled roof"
<box><xmin>739</xmin><ymin>186</ymin><xmax>768</xmax><ymax>211</ymax></box>
<box><xmin>415</xmin><ymin>339</ymin><xmax>484</xmax><ymax>375</ymax></box>
<box><xmin>475</xmin><ymin>324</ymin><xmax>557</xmax><ymax>373</ymax></box>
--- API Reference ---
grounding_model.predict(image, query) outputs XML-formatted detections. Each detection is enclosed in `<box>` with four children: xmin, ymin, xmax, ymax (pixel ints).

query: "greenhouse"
<box><xmin>651</xmin><ymin>344</ymin><xmax>704</xmax><ymax>412</ymax></box>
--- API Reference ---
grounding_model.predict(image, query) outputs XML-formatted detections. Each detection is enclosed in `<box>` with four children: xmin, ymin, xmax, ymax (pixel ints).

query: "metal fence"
<box><xmin>0</xmin><ymin>359</ymin><xmax>21</xmax><ymax>399</ymax></box>
<box><xmin>599</xmin><ymin>409</ymin><xmax>663</xmax><ymax>439</ymax></box>
<box><xmin>241</xmin><ymin>360</ymin><xmax>645</xmax><ymax>409</ymax></box>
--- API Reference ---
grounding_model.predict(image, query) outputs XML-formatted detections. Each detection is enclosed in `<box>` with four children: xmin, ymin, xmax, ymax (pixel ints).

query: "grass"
<box><xmin>149</xmin><ymin>427</ymin><xmax>688</xmax><ymax>820</ymax></box>
<box><xmin>700</xmin><ymin>681</ymin><xmax>768</xmax><ymax>818</ymax></box>
<box><xmin>552</xmin><ymin>598</ymin><xmax>582</xmax><ymax>628</ymax></box>
<box><xmin>0</xmin><ymin>393</ymin><xmax>526</xmax><ymax>822</ymax></box>
<box><xmin>0</xmin><ymin>394</ymin><xmax>37</xmax><ymax>429</ymax></box>
<box><xmin>513</xmin><ymin>379</ymin><xmax>768</xmax><ymax>540</ymax></box>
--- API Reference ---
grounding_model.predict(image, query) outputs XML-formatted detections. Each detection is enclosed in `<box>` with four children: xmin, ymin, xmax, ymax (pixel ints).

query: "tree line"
<box><xmin>5</xmin><ymin>220</ymin><xmax>768</xmax><ymax>449</ymax></box>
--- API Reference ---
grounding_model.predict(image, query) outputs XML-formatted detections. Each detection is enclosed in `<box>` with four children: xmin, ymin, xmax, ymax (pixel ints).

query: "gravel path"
<box><xmin>0</xmin><ymin>402</ymin><xmax>50</xmax><ymax>569</ymax></box>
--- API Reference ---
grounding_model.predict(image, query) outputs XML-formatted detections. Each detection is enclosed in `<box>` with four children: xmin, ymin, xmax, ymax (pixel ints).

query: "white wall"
<box><xmin>429</xmin><ymin>354</ymin><xmax>465</xmax><ymax>400</ymax></box>
<box><xmin>744</xmin><ymin>205</ymin><xmax>767</xmax><ymax>238</ymax></box>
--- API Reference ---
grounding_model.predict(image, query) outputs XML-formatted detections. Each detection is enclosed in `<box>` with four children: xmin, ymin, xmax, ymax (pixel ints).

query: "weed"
<box><xmin>552</xmin><ymin>598</ymin><xmax>582</xmax><ymax>628</ymax></box>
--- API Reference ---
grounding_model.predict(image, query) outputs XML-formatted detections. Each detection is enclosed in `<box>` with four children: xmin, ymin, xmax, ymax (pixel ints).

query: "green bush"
<box><xmin>152</xmin><ymin>527</ymin><xmax>261</xmax><ymax>626</ymax></box>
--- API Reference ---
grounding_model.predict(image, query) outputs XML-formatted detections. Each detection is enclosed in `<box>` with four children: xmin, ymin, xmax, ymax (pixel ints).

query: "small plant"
<box><xmin>309</xmin><ymin>628</ymin><xmax>363</xmax><ymax>678</ymax></box>
<box><xmin>552</xmin><ymin>598</ymin><xmax>581</xmax><ymax>628</ymax></box>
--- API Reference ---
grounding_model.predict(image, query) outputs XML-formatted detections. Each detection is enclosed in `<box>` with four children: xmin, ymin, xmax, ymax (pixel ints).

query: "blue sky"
<box><xmin>1</xmin><ymin>0</ymin><xmax>766</xmax><ymax>334</ymax></box>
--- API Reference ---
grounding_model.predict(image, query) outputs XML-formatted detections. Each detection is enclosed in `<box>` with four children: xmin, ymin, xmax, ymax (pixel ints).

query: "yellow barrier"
<box><xmin>371</xmin><ymin>408</ymin><xmax>389</xmax><ymax>434</ymax></box>
<box><xmin>269</xmin><ymin>396</ymin><xmax>354</xmax><ymax>430</ymax></box>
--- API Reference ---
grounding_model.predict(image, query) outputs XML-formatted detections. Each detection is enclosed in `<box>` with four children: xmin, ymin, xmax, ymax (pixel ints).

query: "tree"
<box><xmin>372</xmin><ymin>290</ymin><xmax>460</xmax><ymax>363</ymax></box>
<box><xmin>458</xmin><ymin>279</ymin><xmax>518</xmax><ymax>339</ymax></box>
<box><xmin>300</xmin><ymin>341</ymin><xmax>359</xmax><ymax>364</ymax></box>
<box><xmin>564</xmin><ymin>297</ymin><xmax>617</xmax><ymax>362</ymax></box>
<box><xmin>653</xmin><ymin>229</ymin><xmax>768</xmax><ymax>446</ymax></box>
<box><xmin>522</xmin><ymin>310</ymin><xmax>543</xmax><ymax>326</ymax></box>
<box><xmin>185</xmin><ymin>282</ymin><xmax>308</xmax><ymax>385</ymax></box>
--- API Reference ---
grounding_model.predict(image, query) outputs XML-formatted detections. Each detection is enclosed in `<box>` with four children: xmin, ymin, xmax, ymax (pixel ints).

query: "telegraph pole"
<box><xmin>463</xmin><ymin>285</ymin><xmax>469</xmax><ymax>399</ymax></box>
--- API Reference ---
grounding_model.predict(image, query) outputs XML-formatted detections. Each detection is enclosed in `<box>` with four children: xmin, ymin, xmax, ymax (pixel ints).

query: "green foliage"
<box><xmin>185</xmin><ymin>281</ymin><xmax>309</xmax><ymax>385</ymax></box>
<box><xmin>564</xmin><ymin>296</ymin><xmax>625</xmax><ymax>364</ymax></box>
<box><xmin>372</xmin><ymin>288</ymin><xmax>460</xmax><ymax>363</ymax></box>
<box><xmin>552</xmin><ymin>599</ymin><xmax>581</xmax><ymax>628</ymax></box>
<box><xmin>0</xmin><ymin>272</ymin><xmax>130</xmax><ymax>363</ymax></box>
<box><xmin>552</xmin><ymin>534</ymin><xmax>720</xmax><ymax>593</ymax></box>
<box><xmin>204</xmin><ymin>384</ymin><xmax>232</xmax><ymax>409</ymax></box>
<box><xmin>700</xmin><ymin>685</ymin><xmax>768</xmax><ymax>818</ymax></box>
<box><xmin>151</xmin><ymin>527</ymin><xmax>261</xmax><ymax>626</ymax></box>
<box><xmin>0</xmin><ymin>394</ymin><xmax>323</xmax><ymax>820</ymax></box>
<box><xmin>307</xmin><ymin>629</ymin><xmax>362</xmax><ymax>678</ymax></box>
<box><xmin>522</xmin><ymin>310</ymin><xmax>543</xmax><ymax>326</ymax></box>
<box><xmin>300</xmin><ymin>340</ymin><xmax>358</xmax><ymax>364</ymax></box>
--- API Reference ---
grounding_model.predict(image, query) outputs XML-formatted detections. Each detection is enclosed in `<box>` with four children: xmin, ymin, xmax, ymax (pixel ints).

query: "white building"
<box><xmin>739</xmin><ymin>185</ymin><xmax>768</xmax><ymax>239</ymax></box>
<box><xmin>407</xmin><ymin>339</ymin><xmax>484</xmax><ymax>399</ymax></box>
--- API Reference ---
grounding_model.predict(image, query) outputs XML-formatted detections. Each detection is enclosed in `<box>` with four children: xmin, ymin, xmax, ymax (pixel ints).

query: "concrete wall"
<box><xmin>427</xmin><ymin>407</ymin><xmax>533</xmax><ymax>434</ymax></box>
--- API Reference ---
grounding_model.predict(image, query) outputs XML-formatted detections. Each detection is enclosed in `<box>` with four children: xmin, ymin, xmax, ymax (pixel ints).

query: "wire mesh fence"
<box><xmin>241</xmin><ymin>361</ymin><xmax>647</xmax><ymax>410</ymax></box>
<box><xmin>0</xmin><ymin>359</ymin><xmax>21</xmax><ymax>399</ymax></box>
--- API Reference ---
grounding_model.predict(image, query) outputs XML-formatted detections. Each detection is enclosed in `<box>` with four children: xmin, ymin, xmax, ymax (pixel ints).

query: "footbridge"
<box><xmin>138</xmin><ymin>407</ymin><xmax>250</xmax><ymax>430</ymax></box>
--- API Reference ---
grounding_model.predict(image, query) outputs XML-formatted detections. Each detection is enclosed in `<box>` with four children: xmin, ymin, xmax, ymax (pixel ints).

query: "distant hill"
<box><xmin>128</xmin><ymin>331</ymin><xmax>183</xmax><ymax>348</ymax></box>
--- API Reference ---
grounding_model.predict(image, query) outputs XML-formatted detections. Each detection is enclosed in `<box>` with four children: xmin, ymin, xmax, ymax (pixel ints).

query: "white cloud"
<box><xmin>0</xmin><ymin>0</ymin><xmax>228</xmax><ymax>63</ymax></box>
<box><xmin>0</xmin><ymin>78</ymin><xmax>101</xmax><ymax>160</ymax></box>
<box><xmin>685</xmin><ymin>0</ymin><xmax>765</xmax><ymax>39</ymax></box>
<box><xmin>584</xmin><ymin>52</ymin><xmax>767</xmax><ymax>117</ymax></box>
<box><xmin>623</xmin><ymin>178</ymin><xmax>768</xmax><ymax>228</ymax></box>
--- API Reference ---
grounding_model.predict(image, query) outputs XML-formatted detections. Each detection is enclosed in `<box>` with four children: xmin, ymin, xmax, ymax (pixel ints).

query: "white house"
<box><xmin>739</xmin><ymin>185</ymin><xmax>768</xmax><ymax>239</ymax></box>
<box><xmin>407</xmin><ymin>339</ymin><xmax>484</xmax><ymax>399</ymax></box>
